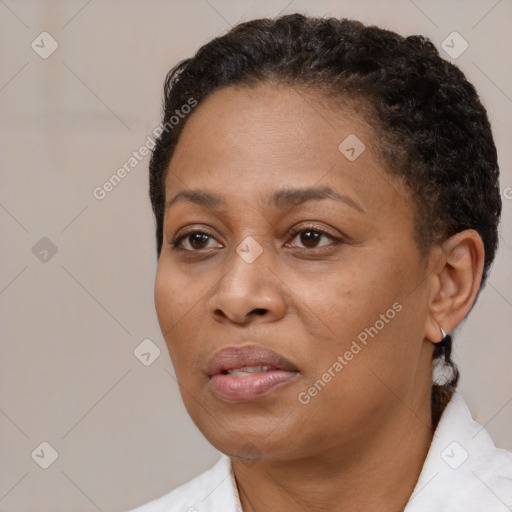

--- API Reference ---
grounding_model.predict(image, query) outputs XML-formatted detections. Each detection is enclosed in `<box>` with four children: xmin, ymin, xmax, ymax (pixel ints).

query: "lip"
<box><xmin>206</xmin><ymin>344</ymin><xmax>299</xmax><ymax>402</ymax></box>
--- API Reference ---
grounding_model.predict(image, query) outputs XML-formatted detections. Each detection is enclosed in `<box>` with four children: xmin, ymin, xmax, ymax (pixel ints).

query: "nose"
<box><xmin>207</xmin><ymin>244</ymin><xmax>287</xmax><ymax>325</ymax></box>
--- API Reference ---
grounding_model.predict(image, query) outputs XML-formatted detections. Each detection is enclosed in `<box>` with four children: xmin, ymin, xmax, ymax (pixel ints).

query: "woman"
<box><xmin>130</xmin><ymin>13</ymin><xmax>511</xmax><ymax>512</ymax></box>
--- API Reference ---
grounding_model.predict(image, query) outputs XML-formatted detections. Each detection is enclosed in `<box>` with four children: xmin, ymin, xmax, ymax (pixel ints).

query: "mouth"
<box><xmin>220</xmin><ymin>365</ymin><xmax>276</xmax><ymax>377</ymax></box>
<box><xmin>206</xmin><ymin>344</ymin><xmax>299</xmax><ymax>402</ymax></box>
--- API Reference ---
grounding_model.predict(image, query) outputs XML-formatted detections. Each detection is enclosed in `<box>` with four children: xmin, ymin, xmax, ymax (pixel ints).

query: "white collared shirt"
<box><xmin>128</xmin><ymin>393</ymin><xmax>512</xmax><ymax>511</ymax></box>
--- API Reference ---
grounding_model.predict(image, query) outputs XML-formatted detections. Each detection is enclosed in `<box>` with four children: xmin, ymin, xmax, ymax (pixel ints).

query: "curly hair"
<box><xmin>148</xmin><ymin>13</ymin><xmax>501</xmax><ymax>427</ymax></box>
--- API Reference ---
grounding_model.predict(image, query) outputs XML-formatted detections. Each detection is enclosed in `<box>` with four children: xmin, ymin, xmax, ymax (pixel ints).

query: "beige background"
<box><xmin>0</xmin><ymin>1</ymin><xmax>511</xmax><ymax>511</ymax></box>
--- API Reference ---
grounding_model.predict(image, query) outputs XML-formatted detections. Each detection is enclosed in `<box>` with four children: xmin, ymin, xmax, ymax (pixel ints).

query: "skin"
<box><xmin>154</xmin><ymin>84</ymin><xmax>485</xmax><ymax>511</ymax></box>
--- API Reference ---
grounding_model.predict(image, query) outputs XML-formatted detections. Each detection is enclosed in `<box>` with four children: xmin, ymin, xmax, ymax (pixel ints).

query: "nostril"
<box><xmin>252</xmin><ymin>308</ymin><xmax>267</xmax><ymax>316</ymax></box>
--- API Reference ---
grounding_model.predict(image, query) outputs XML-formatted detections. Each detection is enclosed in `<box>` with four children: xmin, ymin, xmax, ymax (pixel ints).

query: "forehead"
<box><xmin>170</xmin><ymin>84</ymin><xmax>372</xmax><ymax>168</ymax></box>
<box><xmin>165</xmin><ymin>84</ymin><xmax>411</xmax><ymax>217</ymax></box>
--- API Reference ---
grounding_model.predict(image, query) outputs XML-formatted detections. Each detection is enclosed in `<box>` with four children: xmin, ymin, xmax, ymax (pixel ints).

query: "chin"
<box><xmin>187</xmin><ymin>402</ymin><xmax>308</xmax><ymax>461</ymax></box>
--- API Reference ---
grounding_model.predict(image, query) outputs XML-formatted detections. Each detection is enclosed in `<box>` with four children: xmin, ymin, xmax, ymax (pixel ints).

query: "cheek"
<box><xmin>154</xmin><ymin>263</ymin><xmax>196</xmax><ymax>364</ymax></box>
<box><xmin>154</xmin><ymin>261</ymin><xmax>215</xmax><ymax>380</ymax></box>
<box><xmin>295</xmin><ymin>256</ymin><xmax>401</xmax><ymax>339</ymax></box>
<box><xmin>154</xmin><ymin>265</ymin><xmax>176</xmax><ymax>333</ymax></box>
<box><xmin>294</xmin><ymin>247</ymin><xmax>422</xmax><ymax>376</ymax></box>
<box><xmin>154</xmin><ymin>260</ymin><xmax>204</xmax><ymax>331</ymax></box>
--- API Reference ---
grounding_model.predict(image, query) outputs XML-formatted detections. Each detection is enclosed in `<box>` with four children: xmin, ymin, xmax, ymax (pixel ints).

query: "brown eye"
<box><xmin>299</xmin><ymin>230</ymin><xmax>322</xmax><ymax>248</ymax></box>
<box><xmin>286</xmin><ymin>226</ymin><xmax>341</xmax><ymax>249</ymax></box>
<box><xmin>187</xmin><ymin>233</ymin><xmax>210</xmax><ymax>250</ymax></box>
<box><xmin>172</xmin><ymin>230</ymin><xmax>222</xmax><ymax>251</ymax></box>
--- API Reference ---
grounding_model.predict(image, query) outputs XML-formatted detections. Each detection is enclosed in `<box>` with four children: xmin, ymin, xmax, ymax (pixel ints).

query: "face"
<box><xmin>154</xmin><ymin>84</ymin><xmax>436</xmax><ymax>462</ymax></box>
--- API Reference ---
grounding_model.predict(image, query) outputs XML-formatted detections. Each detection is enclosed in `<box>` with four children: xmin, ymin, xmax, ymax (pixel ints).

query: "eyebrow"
<box><xmin>165</xmin><ymin>186</ymin><xmax>364</xmax><ymax>213</ymax></box>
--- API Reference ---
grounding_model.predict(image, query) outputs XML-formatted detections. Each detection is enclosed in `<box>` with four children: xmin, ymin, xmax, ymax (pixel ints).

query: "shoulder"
<box><xmin>127</xmin><ymin>455</ymin><xmax>241</xmax><ymax>512</ymax></box>
<box><xmin>406</xmin><ymin>393</ymin><xmax>512</xmax><ymax>512</ymax></box>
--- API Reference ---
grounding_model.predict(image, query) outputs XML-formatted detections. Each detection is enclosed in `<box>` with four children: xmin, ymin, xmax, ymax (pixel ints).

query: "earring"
<box><xmin>440</xmin><ymin>326</ymin><xmax>451</xmax><ymax>357</ymax></box>
<box><xmin>433</xmin><ymin>325</ymin><xmax>458</xmax><ymax>388</ymax></box>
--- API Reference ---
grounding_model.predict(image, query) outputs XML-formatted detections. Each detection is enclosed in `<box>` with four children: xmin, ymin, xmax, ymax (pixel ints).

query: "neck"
<box><xmin>232</xmin><ymin>393</ymin><xmax>433</xmax><ymax>512</ymax></box>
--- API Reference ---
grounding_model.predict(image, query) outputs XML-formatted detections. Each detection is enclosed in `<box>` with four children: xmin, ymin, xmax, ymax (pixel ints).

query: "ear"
<box><xmin>424</xmin><ymin>229</ymin><xmax>485</xmax><ymax>344</ymax></box>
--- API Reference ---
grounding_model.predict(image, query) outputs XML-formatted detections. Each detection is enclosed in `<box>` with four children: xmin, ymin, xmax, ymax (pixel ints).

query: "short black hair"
<box><xmin>148</xmin><ymin>13</ymin><xmax>502</xmax><ymax>425</ymax></box>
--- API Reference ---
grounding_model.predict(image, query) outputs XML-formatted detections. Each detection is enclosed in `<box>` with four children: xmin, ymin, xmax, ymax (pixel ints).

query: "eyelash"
<box><xmin>171</xmin><ymin>224</ymin><xmax>342</xmax><ymax>251</ymax></box>
<box><xmin>171</xmin><ymin>228</ymin><xmax>218</xmax><ymax>250</ymax></box>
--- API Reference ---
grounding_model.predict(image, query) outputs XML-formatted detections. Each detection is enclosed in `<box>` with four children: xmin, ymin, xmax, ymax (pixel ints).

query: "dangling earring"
<box><xmin>433</xmin><ymin>325</ymin><xmax>459</xmax><ymax>388</ymax></box>
<box><xmin>440</xmin><ymin>326</ymin><xmax>452</xmax><ymax>358</ymax></box>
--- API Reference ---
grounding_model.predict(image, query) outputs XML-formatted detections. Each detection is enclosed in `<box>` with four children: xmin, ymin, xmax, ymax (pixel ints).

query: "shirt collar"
<box><xmin>216</xmin><ymin>393</ymin><xmax>511</xmax><ymax>511</ymax></box>
<box><xmin>404</xmin><ymin>392</ymin><xmax>511</xmax><ymax>511</ymax></box>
